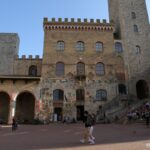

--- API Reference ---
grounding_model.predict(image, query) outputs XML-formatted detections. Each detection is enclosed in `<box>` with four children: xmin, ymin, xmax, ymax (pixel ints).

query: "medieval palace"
<box><xmin>0</xmin><ymin>0</ymin><xmax>150</xmax><ymax>124</ymax></box>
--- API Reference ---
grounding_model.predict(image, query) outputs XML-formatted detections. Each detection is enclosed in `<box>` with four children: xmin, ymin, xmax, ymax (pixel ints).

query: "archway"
<box><xmin>15</xmin><ymin>92</ymin><xmax>35</xmax><ymax>124</ymax></box>
<box><xmin>136</xmin><ymin>80</ymin><xmax>149</xmax><ymax>99</ymax></box>
<box><xmin>0</xmin><ymin>92</ymin><xmax>10</xmax><ymax>124</ymax></box>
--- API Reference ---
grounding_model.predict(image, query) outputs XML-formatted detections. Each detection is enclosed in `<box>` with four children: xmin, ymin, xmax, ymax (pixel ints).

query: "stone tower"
<box><xmin>108</xmin><ymin>0</ymin><xmax>150</xmax><ymax>98</ymax></box>
<box><xmin>0</xmin><ymin>33</ymin><xmax>19</xmax><ymax>75</ymax></box>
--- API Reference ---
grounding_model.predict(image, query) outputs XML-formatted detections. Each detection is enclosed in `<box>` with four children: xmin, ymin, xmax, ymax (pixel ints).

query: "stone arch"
<box><xmin>0</xmin><ymin>91</ymin><xmax>10</xmax><ymax>124</ymax></box>
<box><xmin>15</xmin><ymin>91</ymin><xmax>35</xmax><ymax>124</ymax></box>
<box><xmin>136</xmin><ymin>80</ymin><xmax>149</xmax><ymax>99</ymax></box>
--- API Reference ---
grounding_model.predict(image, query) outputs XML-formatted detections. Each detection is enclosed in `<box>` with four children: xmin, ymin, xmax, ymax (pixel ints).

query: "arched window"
<box><xmin>135</xmin><ymin>45</ymin><xmax>141</xmax><ymax>54</ymax></box>
<box><xmin>28</xmin><ymin>65</ymin><xmax>37</xmax><ymax>76</ymax></box>
<box><xmin>77</xmin><ymin>62</ymin><xmax>85</xmax><ymax>75</ymax></box>
<box><xmin>76</xmin><ymin>89</ymin><xmax>85</xmax><ymax>101</ymax></box>
<box><xmin>56</xmin><ymin>41</ymin><xmax>65</xmax><ymax>51</ymax></box>
<box><xmin>53</xmin><ymin>89</ymin><xmax>64</xmax><ymax>101</ymax></box>
<box><xmin>115</xmin><ymin>42</ymin><xmax>123</xmax><ymax>53</ymax></box>
<box><xmin>95</xmin><ymin>42</ymin><xmax>103</xmax><ymax>52</ymax></box>
<box><xmin>131</xmin><ymin>12</ymin><xmax>136</xmax><ymax>19</ymax></box>
<box><xmin>76</xmin><ymin>41</ymin><xmax>85</xmax><ymax>51</ymax></box>
<box><xmin>133</xmin><ymin>25</ymin><xmax>138</xmax><ymax>32</ymax></box>
<box><xmin>96</xmin><ymin>90</ymin><xmax>107</xmax><ymax>101</ymax></box>
<box><xmin>56</xmin><ymin>62</ymin><xmax>64</xmax><ymax>76</ymax></box>
<box><xmin>96</xmin><ymin>63</ymin><xmax>105</xmax><ymax>76</ymax></box>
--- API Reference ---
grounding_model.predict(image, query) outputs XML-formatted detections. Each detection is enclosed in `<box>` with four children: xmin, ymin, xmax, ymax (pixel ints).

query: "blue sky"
<box><xmin>0</xmin><ymin>0</ymin><xmax>150</xmax><ymax>57</ymax></box>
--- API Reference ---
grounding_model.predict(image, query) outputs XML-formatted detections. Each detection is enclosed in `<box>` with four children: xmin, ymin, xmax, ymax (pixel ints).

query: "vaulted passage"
<box><xmin>0</xmin><ymin>92</ymin><xmax>10</xmax><ymax>124</ymax></box>
<box><xmin>136</xmin><ymin>80</ymin><xmax>149</xmax><ymax>99</ymax></box>
<box><xmin>15</xmin><ymin>92</ymin><xmax>35</xmax><ymax>124</ymax></box>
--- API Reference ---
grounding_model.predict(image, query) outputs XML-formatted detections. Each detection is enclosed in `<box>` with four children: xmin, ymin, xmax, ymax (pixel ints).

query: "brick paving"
<box><xmin>0</xmin><ymin>123</ymin><xmax>150</xmax><ymax>150</ymax></box>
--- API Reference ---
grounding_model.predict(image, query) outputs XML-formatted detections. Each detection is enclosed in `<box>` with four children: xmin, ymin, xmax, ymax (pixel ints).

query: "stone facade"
<box><xmin>108</xmin><ymin>0</ymin><xmax>150</xmax><ymax>96</ymax></box>
<box><xmin>0</xmin><ymin>33</ymin><xmax>19</xmax><ymax>75</ymax></box>
<box><xmin>0</xmin><ymin>0</ymin><xmax>149</xmax><ymax>124</ymax></box>
<box><xmin>41</xmin><ymin>18</ymin><xmax>125</xmax><ymax>121</ymax></box>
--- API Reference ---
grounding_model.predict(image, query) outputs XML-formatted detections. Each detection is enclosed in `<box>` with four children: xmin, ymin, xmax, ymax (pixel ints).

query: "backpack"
<box><xmin>145</xmin><ymin>112</ymin><xmax>150</xmax><ymax>118</ymax></box>
<box><xmin>86</xmin><ymin>115</ymin><xmax>92</xmax><ymax>127</ymax></box>
<box><xmin>91</xmin><ymin>116</ymin><xmax>96</xmax><ymax>125</ymax></box>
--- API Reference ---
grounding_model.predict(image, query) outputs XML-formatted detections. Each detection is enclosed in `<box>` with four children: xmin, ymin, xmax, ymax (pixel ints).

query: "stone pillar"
<box><xmin>8</xmin><ymin>92</ymin><xmax>17</xmax><ymax>124</ymax></box>
<box><xmin>8</xmin><ymin>100</ymin><xmax>16</xmax><ymax>124</ymax></box>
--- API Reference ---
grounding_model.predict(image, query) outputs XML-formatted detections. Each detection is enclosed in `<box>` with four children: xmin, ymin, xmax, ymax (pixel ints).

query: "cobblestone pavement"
<box><xmin>0</xmin><ymin>123</ymin><xmax>150</xmax><ymax>150</ymax></box>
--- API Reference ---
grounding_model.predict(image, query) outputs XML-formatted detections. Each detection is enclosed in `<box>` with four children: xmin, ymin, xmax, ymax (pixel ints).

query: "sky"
<box><xmin>0</xmin><ymin>0</ymin><xmax>150</xmax><ymax>57</ymax></box>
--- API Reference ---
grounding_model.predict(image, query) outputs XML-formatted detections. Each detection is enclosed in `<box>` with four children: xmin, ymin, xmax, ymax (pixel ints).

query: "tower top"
<box><xmin>43</xmin><ymin>18</ymin><xmax>114</xmax><ymax>32</ymax></box>
<box><xmin>108</xmin><ymin>0</ymin><xmax>150</xmax><ymax>38</ymax></box>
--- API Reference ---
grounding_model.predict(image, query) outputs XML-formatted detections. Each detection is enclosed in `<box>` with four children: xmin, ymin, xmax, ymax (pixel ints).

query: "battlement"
<box><xmin>14</xmin><ymin>55</ymin><xmax>42</xmax><ymax>60</ymax></box>
<box><xmin>43</xmin><ymin>18</ymin><xmax>114</xmax><ymax>32</ymax></box>
<box><xmin>43</xmin><ymin>17</ymin><xmax>111</xmax><ymax>24</ymax></box>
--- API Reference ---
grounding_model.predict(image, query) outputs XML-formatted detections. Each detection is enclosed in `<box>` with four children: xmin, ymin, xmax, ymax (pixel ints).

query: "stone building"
<box><xmin>0</xmin><ymin>0</ymin><xmax>149</xmax><ymax>124</ymax></box>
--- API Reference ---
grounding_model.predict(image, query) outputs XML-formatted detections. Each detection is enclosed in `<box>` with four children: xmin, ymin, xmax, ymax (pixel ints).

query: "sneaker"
<box><xmin>89</xmin><ymin>141</ymin><xmax>95</xmax><ymax>145</ymax></box>
<box><xmin>88</xmin><ymin>138</ymin><xmax>93</xmax><ymax>143</ymax></box>
<box><xmin>92</xmin><ymin>136</ymin><xmax>95</xmax><ymax>140</ymax></box>
<box><xmin>80</xmin><ymin>139</ymin><xmax>85</xmax><ymax>143</ymax></box>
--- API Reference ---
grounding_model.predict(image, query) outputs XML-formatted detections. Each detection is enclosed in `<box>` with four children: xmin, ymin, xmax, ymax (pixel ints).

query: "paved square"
<box><xmin>0</xmin><ymin>123</ymin><xmax>150</xmax><ymax>150</ymax></box>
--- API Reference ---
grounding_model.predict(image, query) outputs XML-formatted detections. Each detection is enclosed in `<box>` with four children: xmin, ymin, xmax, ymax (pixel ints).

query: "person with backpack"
<box><xmin>12</xmin><ymin>117</ymin><xmax>18</xmax><ymax>131</ymax></box>
<box><xmin>80</xmin><ymin>111</ymin><xmax>95</xmax><ymax>144</ymax></box>
<box><xmin>89</xmin><ymin>113</ymin><xmax>96</xmax><ymax>144</ymax></box>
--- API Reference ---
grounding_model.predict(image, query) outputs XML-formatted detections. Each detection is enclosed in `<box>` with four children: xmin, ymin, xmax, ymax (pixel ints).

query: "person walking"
<box><xmin>80</xmin><ymin>111</ymin><xmax>95</xmax><ymax>144</ymax></box>
<box><xmin>89</xmin><ymin>113</ymin><xmax>96</xmax><ymax>144</ymax></box>
<box><xmin>12</xmin><ymin>117</ymin><xmax>18</xmax><ymax>131</ymax></box>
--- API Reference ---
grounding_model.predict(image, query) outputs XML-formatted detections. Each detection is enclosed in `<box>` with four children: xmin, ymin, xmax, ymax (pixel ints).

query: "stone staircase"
<box><xmin>96</xmin><ymin>95</ymin><xmax>150</xmax><ymax>123</ymax></box>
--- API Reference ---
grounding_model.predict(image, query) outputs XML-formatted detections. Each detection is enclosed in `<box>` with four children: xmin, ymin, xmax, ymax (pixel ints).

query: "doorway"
<box><xmin>77</xmin><ymin>105</ymin><xmax>84</xmax><ymax>121</ymax></box>
<box><xmin>118</xmin><ymin>84</ymin><xmax>127</xmax><ymax>95</ymax></box>
<box><xmin>54</xmin><ymin>107</ymin><xmax>62</xmax><ymax>121</ymax></box>
<box><xmin>136</xmin><ymin>80</ymin><xmax>149</xmax><ymax>99</ymax></box>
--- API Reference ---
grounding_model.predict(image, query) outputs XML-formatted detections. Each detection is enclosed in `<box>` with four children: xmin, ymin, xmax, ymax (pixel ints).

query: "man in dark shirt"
<box><xmin>80</xmin><ymin>111</ymin><xmax>94</xmax><ymax>144</ymax></box>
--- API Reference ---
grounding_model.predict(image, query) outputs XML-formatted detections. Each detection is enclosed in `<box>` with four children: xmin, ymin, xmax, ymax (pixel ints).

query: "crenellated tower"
<box><xmin>108</xmin><ymin>0</ymin><xmax>150</xmax><ymax>98</ymax></box>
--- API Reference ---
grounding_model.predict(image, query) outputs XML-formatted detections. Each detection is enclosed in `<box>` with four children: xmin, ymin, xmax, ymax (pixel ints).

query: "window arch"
<box><xmin>96</xmin><ymin>63</ymin><xmax>105</xmax><ymax>76</ymax></box>
<box><xmin>96</xmin><ymin>90</ymin><xmax>107</xmax><ymax>101</ymax></box>
<box><xmin>115</xmin><ymin>42</ymin><xmax>123</xmax><ymax>53</ymax></box>
<box><xmin>76</xmin><ymin>41</ymin><xmax>85</xmax><ymax>51</ymax></box>
<box><xmin>95</xmin><ymin>42</ymin><xmax>103</xmax><ymax>52</ymax></box>
<box><xmin>77</xmin><ymin>62</ymin><xmax>85</xmax><ymax>75</ymax></box>
<box><xmin>56</xmin><ymin>62</ymin><xmax>64</xmax><ymax>76</ymax></box>
<box><xmin>133</xmin><ymin>25</ymin><xmax>138</xmax><ymax>32</ymax></box>
<box><xmin>53</xmin><ymin>89</ymin><xmax>64</xmax><ymax>101</ymax></box>
<box><xmin>131</xmin><ymin>12</ymin><xmax>136</xmax><ymax>19</ymax></box>
<box><xmin>28</xmin><ymin>65</ymin><xmax>37</xmax><ymax>76</ymax></box>
<box><xmin>135</xmin><ymin>45</ymin><xmax>141</xmax><ymax>54</ymax></box>
<box><xmin>56</xmin><ymin>41</ymin><xmax>65</xmax><ymax>51</ymax></box>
